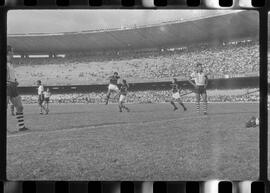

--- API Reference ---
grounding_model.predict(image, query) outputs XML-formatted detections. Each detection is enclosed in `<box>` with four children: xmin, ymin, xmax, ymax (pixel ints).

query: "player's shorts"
<box><xmin>38</xmin><ymin>94</ymin><xmax>44</xmax><ymax>105</ymax></box>
<box><xmin>44</xmin><ymin>97</ymin><xmax>50</xmax><ymax>103</ymax></box>
<box><xmin>195</xmin><ymin>86</ymin><xmax>206</xmax><ymax>95</ymax></box>
<box><xmin>172</xmin><ymin>92</ymin><xmax>181</xmax><ymax>100</ymax></box>
<box><xmin>7</xmin><ymin>82</ymin><xmax>19</xmax><ymax>98</ymax></box>
<box><xmin>119</xmin><ymin>94</ymin><xmax>126</xmax><ymax>102</ymax></box>
<box><xmin>108</xmin><ymin>84</ymin><xmax>119</xmax><ymax>92</ymax></box>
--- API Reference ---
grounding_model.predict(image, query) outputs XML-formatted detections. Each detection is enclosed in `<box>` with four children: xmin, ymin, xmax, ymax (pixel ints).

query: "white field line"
<box><xmin>7</xmin><ymin>111</ymin><xmax>254</xmax><ymax>139</ymax></box>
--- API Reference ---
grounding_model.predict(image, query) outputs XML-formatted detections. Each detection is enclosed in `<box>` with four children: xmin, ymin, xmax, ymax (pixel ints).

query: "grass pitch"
<box><xmin>7</xmin><ymin>103</ymin><xmax>259</xmax><ymax>181</ymax></box>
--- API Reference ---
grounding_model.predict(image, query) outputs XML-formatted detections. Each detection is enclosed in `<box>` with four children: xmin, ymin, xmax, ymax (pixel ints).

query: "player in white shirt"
<box><xmin>43</xmin><ymin>88</ymin><xmax>51</xmax><ymax>114</ymax></box>
<box><xmin>37</xmin><ymin>80</ymin><xmax>47</xmax><ymax>114</ymax></box>
<box><xmin>6</xmin><ymin>45</ymin><xmax>28</xmax><ymax>131</ymax></box>
<box><xmin>188</xmin><ymin>63</ymin><xmax>208</xmax><ymax>115</ymax></box>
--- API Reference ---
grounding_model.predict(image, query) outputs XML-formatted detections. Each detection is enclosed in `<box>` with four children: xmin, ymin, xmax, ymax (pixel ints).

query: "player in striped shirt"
<box><xmin>170</xmin><ymin>78</ymin><xmax>187</xmax><ymax>111</ymax></box>
<box><xmin>105</xmin><ymin>72</ymin><xmax>120</xmax><ymax>105</ymax></box>
<box><xmin>7</xmin><ymin>45</ymin><xmax>28</xmax><ymax>131</ymax></box>
<box><xmin>119</xmin><ymin>79</ymin><xmax>130</xmax><ymax>112</ymax></box>
<box><xmin>189</xmin><ymin>63</ymin><xmax>208</xmax><ymax>115</ymax></box>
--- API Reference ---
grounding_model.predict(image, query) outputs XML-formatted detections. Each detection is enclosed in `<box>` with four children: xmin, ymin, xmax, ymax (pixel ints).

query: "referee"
<box><xmin>188</xmin><ymin>63</ymin><xmax>208</xmax><ymax>115</ymax></box>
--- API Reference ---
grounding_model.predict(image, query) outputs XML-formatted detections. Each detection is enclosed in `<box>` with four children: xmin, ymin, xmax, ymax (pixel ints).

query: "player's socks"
<box><xmin>179</xmin><ymin>102</ymin><xmax>187</xmax><ymax>111</ymax></box>
<box><xmin>196</xmin><ymin>101</ymin><xmax>200</xmax><ymax>113</ymax></box>
<box><xmin>203</xmin><ymin>101</ymin><xmax>207</xmax><ymax>114</ymax></box>
<box><xmin>105</xmin><ymin>95</ymin><xmax>110</xmax><ymax>105</ymax></box>
<box><xmin>16</xmin><ymin>112</ymin><xmax>25</xmax><ymax>131</ymax></box>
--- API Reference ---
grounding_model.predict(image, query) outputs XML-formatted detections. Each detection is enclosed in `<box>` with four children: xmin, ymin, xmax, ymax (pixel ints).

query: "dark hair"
<box><xmin>173</xmin><ymin>78</ymin><xmax>177</xmax><ymax>82</ymax></box>
<box><xmin>122</xmin><ymin>79</ymin><xmax>127</xmax><ymax>84</ymax></box>
<box><xmin>37</xmin><ymin>80</ymin><xmax>41</xmax><ymax>84</ymax></box>
<box><xmin>114</xmin><ymin>72</ymin><xmax>118</xmax><ymax>75</ymax></box>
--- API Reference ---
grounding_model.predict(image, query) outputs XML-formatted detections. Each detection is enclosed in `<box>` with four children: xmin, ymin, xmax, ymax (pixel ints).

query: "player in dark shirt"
<box><xmin>105</xmin><ymin>72</ymin><xmax>120</xmax><ymax>105</ymax></box>
<box><xmin>170</xmin><ymin>78</ymin><xmax>187</xmax><ymax>111</ymax></box>
<box><xmin>119</xmin><ymin>79</ymin><xmax>130</xmax><ymax>112</ymax></box>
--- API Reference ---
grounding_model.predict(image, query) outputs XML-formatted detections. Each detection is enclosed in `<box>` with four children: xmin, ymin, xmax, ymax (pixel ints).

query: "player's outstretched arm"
<box><xmin>204</xmin><ymin>75</ymin><xmax>208</xmax><ymax>89</ymax></box>
<box><xmin>188</xmin><ymin>77</ymin><xmax>196</xmax><ymax>88</ymax></box>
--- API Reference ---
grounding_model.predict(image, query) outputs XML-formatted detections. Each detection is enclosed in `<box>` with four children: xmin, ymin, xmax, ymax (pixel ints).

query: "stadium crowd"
<box><xmin>14</xmin><ymin>40</ymin><xmax>259</xmax><ymax>86</ymax></box>
<box><xmin>21</xmin><ymin>89</ymin><xmax>259</xmax><ymax>104</ymax></box>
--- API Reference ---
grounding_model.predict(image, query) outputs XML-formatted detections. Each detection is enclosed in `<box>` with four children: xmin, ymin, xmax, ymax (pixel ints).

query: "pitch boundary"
<box><xmin>7</xmin><ymin>110</ymin><xmax>257</xmax><ymax>139</ymax></box>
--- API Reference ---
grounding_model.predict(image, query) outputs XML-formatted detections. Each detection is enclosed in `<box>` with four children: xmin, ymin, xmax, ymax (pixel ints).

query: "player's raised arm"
<box><xmin>188</xmin><ymin>74</ymin><xmax>197</xmax><ymax>88</ymax></box>
<box><xmin>204</xmin><ymin>74</ymin><xmax>208</xmax><ymax>88</ymax></box>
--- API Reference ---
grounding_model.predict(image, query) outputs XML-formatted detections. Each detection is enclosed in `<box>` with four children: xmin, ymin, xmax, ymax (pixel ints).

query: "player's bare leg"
<box><xmin>44</xmin><ymin>101</ymin><xmax>49</xmax><ymax>114</ymax></box>
<box><xmin>10</xmin><ymin>103</ymin><xmax>15</xmax><ymax>116</ymax></box>
<box><xmin>39</xmin><ymin>103</ymin><xmax>46</xmax><ymax>114</ymax></box>
<box><xmin>177</xmin><ymin>99</ymin><xmax>187</xmax><ymax>111</ymax></box>
<box><xmin>119</xmin><ymin>101</ymin><xmax>129</xmax><ymax>112</ymax></box>
<box><xmin>118</xmin><ymin>101</ymin><xmax>123</xmax><ymax>112</ymax></box>
<box><xmin>170</xmin><ymin>101</ymin><xmax>178</xmax><ymax>111</ymax></box>
<box><xmin>105</xmin><ymin>90</ymin><xmax>111</xmax><ymax>105</ymax></box>
<box><xmin>10</xmin><ymin>96</ymin><xmax>28</xmax><ymax>131</ymax></box>
<box><xmin>202</xmin><ymin>93</ymin><xmax>207</xmax><ymax>115</ymax></box>
<box><xmin>196</xmin><ymin>93</ymin><xmax>200</xmax><ymax>114</ymax></box>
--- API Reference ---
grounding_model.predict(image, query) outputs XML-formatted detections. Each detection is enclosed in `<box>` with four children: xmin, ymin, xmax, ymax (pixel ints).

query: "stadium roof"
<box><xmin>7</xmin><ymin>11</ymin><xmax>258</xmax><ymax>55</ymax></box>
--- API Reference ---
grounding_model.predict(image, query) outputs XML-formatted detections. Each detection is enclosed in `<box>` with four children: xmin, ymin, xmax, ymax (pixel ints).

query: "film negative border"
<box><xmin>0</xmin><ymin>1</ymin><xmax>269</xmax><ymax>193</ymax></box>
<box><xmin>0</xmin><ymin>181</ymin><xmax>267</xmax><ymax>193</ymax></box>
<box><xmin>0</xmin><ymin>0</ymin><xmax>267</xmax><ymax>8</ymax></box>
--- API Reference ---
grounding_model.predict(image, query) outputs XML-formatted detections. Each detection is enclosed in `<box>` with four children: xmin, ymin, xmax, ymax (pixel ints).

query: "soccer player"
<box><xmin>10</xmin><ymin>78</ymin><xmax>19</xmax><ymax>116</ymax></box>
<box><xmin>246</xmin><ymin>116</ymin><xmax>259</xmax><ymax>128</ymax></box>
<box><xmin>170</xmin><ymin>78</ymin><xmax>187</xmax><ymax>111</ymax></box>
<box><xmin>119</xmin><ymin>79</ymin><xmax>130</xmax><ymax>112</ymax></box>
<box><xmin>37</xmin><ymin>80</ymin><xmax>46</xmax><ymax>114</ymax></box>
<box><xmin>188</xmin><ymin>63</ymin><xmax>208</xmax><ymax>115</ymax></box>
<box><xmin>6</xmin><ymin>45</ymin><xmax>28</xmax><ymax>131</ymax></box>
<box><xmin>105</xmin><ymin>72</ymin><xmax>120</xmax><ymax>105</ymax></box>
<box><xmin>43</xmin><ymin>88</ymin><xmax>51</xmax><ymax>114</ymax></box>
<box><xmin>10</xmin><ymin>104</ymin><xmax>15</xmax><ymax>116</ymax></box>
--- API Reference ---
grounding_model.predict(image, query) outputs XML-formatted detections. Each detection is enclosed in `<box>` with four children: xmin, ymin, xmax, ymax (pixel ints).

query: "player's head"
<box><xmin>172</xmin><ymin>78</ymin><xmax>177</xmax><ymax>83</ymax></box>
<box><xmin>114</xmin><ymin>72</ymin><xmax>118</xmax><ymax>77</ymax></box>
<box><xmin>37</xmin><ymin>80</ymin><xmax>41</xmax><ymax>85</ymax></box>
<box><xmin>196</xmin><ymin>62</ymin><xmax>203</xmax><ymax>72</ymax></box>
<box><xmin>122</xmin><ymin>79</ymin><xmax>127</xmax><ymax>85</ymax></box>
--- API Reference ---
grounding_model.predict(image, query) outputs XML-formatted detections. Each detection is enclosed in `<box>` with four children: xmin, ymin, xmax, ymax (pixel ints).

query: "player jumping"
<box><xmin>44</xmin><ymin>88</ymin><xmax>51</xmax><ymax>114</ymax></box>
<box><xmin>119</xmin><ymin>79</ymin><xmax>130</xmax><ymax>112</ymax></box>
<box><xmin>188</xmin><ymin>63</ymin><xmax>208</xmax><ymax>115</ymax></box>
<box><xmin>170</xmin><ymin>78</ymin><xmax>187</xmax><ymax>111</ymax></box>
<box><xmin>105</xmin><ymin>72</ymin><xmax>120</xmax><ymax>105</ymax></box>
<box><xmin>37</xmin><ymin>80</ymin><xmax>47</xmax><ymax>114</ymax></box>
<box><xmin>7</xmin><ymin>45</ymin><xmax>28</xmax><ymax>131</ymax></box>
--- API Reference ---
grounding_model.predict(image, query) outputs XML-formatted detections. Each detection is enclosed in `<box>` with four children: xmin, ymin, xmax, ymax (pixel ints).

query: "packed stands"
<box><xmin>21</xmin><ymin>89</ymin><xmax>259</xmax><ymax>105</ymax></box>
<box><xmin>13</xmin><ymin>40</ymin><xmax>259</xmax><ymax>86</ymax></box>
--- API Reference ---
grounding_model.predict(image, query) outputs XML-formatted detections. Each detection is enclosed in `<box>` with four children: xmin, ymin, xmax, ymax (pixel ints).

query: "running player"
<box><xmin>188</xmin><ymin>63</ymin><xmax>208</xmax><ymax>115</ymax></box>
<box><xmin>43</xmin><ymin>88</ymin><xmax>51</xmax><ymax>114</ymax></box>
<box><xmin>105</xmin><ymin>72</ymin><xmax>120</xmax><ymax>105</ymax></box>
<box><xmin>119</xmin><ymin>79</ymin><xmax>130</xmax><ymax>112</ymax></box>
<box><xmin>6</xmin><ymin>45</ymin><xmax>28</xmax><ymax>131</ymax></box>
<box><xmin>37</xmin><ymin>80</ymin><xmax>46</xmax><ymax>114</ymax></box>
<box><xmin>170</xmin><ymin>78</ymin><xmax>187</xmax><ymax>111</ymax></box>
